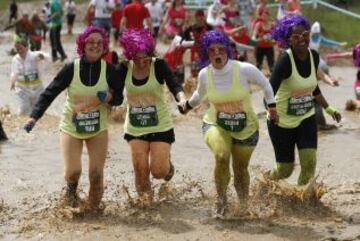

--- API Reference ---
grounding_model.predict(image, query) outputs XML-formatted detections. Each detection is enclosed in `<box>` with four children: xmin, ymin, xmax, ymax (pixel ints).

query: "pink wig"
<box><xmin>76</xmin><ymin>26</ymin><xmax>109</xmax><ymax>57</ymax></box>
<box><xmin>119</xmin><ymin>29</ymin><xmax>155</xmax><ymax>60</ymax></box>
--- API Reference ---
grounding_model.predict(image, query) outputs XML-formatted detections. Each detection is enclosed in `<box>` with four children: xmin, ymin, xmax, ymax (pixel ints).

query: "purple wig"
<box><xmin>199</xmin><ymin>30</ymin><xmax>232</xmax><ymax>68</ymax></box>
<box><xmin>272</xmin><ymin>14</ymin><xmax>310</xmax><ymax>49</ymax></box>
<box><xmin>76</xmin><ymin>25</ymin><xmax>109</xmax><ymax>57</ymax></box>
<box><xmin>119</xmin><ymin>29</ymin><xmax>155</xmax><ymax>60</ymax></box>
<box><xmin>353</xmin><ymin>43</ymin><xmax>360</xmax><ymax>68</ymax></box>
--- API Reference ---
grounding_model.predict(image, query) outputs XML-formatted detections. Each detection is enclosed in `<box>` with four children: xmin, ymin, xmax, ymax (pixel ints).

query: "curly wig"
<box><xmin>76</xmin><ymin>25</ymin><xmax>109</xmax><ymax>57</ymax></box>
<box><xmin>272</xmin><ymin>14</ymin><xmax>310</xmax><ymax>49</ymax></box>
<box><xmin>199</xmin><ymin>30</ymin><xmax>232</xmax><ymax>67</ymax></box>
<box><xmin>119</xmin><ymin>29</ymin><xmax>155</xmax><ymax>60</ymax></box>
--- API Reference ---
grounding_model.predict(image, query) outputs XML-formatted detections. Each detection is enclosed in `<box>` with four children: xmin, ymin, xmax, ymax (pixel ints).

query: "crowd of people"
<box><xmin>1</xmin><ymin>0</ymin><xmax>359</xmax><ymax>218</ymax></box>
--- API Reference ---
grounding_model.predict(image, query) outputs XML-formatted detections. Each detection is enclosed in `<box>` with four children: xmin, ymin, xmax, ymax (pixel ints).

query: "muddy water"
<box><xmin>1</xmin><ymin>4</ymin><xmax>360</xmax><ymax>240</ymax></box>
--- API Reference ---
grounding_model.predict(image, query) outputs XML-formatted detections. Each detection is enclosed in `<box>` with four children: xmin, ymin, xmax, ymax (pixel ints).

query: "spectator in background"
<box><xmin>9</xmin><ymin>0</ymin><xmax>18</xmax><ymax>25</ymax></box>
<box><xmin>111</xmin><ymin>2</ymin><xmax>122</xmax><ymax>43</ymax></box>
<box><xmin>30</xmin><ymin>13</ymin><xmax>47</xmax><ymax>51</ymax></box>
<box><xmin>160</xmin><ymin>0</ymin><xmax>188</xmax><ymax>39</ymax></box>
<box><xmin>145</xmin><ymin>0</ymin><xmax>163</xmax><ymax>38</ymax></box>
<box><xmin>252</xmin><ymin>11</ymin><xmax>275</xmax><ymax>72</ymax></box>
<box><xmin>120</xmin><ymin>0</ymin><xmax>152</xmax><ymax>33</ymax></box>
<box><xmin>181</xmin><ymin>10</ymin><xmax>213</xmax><ymax>78</ymax></box>
<box><xmin>89</xmin><ymin>0</ymin><xmax>115</xmax><ymax>34</ymax></box>
<box><xmin>64</xmin><ymin>0</ymin><xmax>77</xmax><ymax>35</ymax></box>
<box><xmin>49</xmin><ymin>0</ymin><xmax>67</xmax><ymax>62</ymax></box>
<box><xmin>41</xmin><ymin>1</ymin><xmax>51</xmax><ymax>41</ymax></box>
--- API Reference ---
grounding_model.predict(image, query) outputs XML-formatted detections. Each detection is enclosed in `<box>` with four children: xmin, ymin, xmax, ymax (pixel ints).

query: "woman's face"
<box><xmin>133</xmin><ymin>52</ymin><xmax>152</xmax><ymax>70</ymax></box>
<box><xmin>208</xmin><ymin>43</ymin><xmax>228</xmax><ymax>69</ymax></box>
<box><xmin>84</xmin><ymin>32</ymin><xmax>104</xmax><ymax>62</ymax></box>
<box><xmin>15</xmin><ymin>42</ymin><xmax>28</xmax><ymax>57</ymax></box>
<box><xmin>289</xmin><ymin>25</ymin><xmax>310</xmax><ymax>52</ymax></box>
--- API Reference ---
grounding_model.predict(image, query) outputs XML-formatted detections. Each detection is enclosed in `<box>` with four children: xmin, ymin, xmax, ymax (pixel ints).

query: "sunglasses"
<box><xmin>133</xmin><ymin>55</ymin><xmax>152</xmax><ymax>61</ymax></box>
<box><xmin>85</xmin><ymin>40</ymin><xmax>103</xmax><ymax>47</ymax></box>
<box><xmin>208</xmin><ymin>46</ymin><xmax>227</xmax><ymax>56</ymax></box>
<box><xmin>291</xmin><ymin>31</ymin><xmax>310</xmax><ymax>41</ymax></box>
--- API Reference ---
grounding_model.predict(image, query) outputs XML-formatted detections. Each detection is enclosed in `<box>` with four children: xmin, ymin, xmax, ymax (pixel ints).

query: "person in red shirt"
<box><xmin>181</xmin><ymin>10</ymin><xmax>213</xmax><ymax>78</ymax></box>
<box><xmin>111</xmin><ymin>2</ymin><xmax>122</xmax><ymax>43</ymax></box>
<box><xmin>160</xmin><ymin>0</ymin><xmax>188</xmax><ymax>39</ymax></box>
<box><xmin>120</xmin><ymin>0</ymin><xmax>152</xmax><ymax>33</ymax></box>
<box><xmin>252</xmin><ymin>12</ymin><xmax>275</xmax><ymax>72</ymax></box>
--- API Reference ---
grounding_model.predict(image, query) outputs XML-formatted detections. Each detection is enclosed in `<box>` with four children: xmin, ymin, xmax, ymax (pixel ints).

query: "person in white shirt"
<box><xmin>145</xmin><ymin>0</ymin><xmax>163</xmax><ymax>38</ymax></box>
<box><xmin>89</xmin><ymin>0</ymin><xmax>115</xmax><ymax>34</ymax></box>
<box><xmin>180</xmin><ymin>30</ymin><xmax>278</xmax><ymax>218</ymax></box>
<box><xmin>64</xmin><ymin>0</ymin><xmax>77</xmax><ymax>35</ymax></box>
<box><xmin>10</xmin><ymin>39</ymin><xmax>47</xmax><ymax>115</ymax></box>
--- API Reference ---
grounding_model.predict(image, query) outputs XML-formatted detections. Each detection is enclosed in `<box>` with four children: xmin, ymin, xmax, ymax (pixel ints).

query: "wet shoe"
<box><xmin>63</xmin><ymin>183</ymin><xmax>79</xmax><ymax>208</ymax></box>
<box><xmin>52</xmin><ymin>56</ymin><xmax>59</xmax><ymax>62</ymax></box>
<box><xmin>60</xmin><ymin>55</ymin><xmax>67</xmax><ymax>62</ymax></box>
<box><xmin>318</xmin><ymin>124</ymin><xmax>337</xmax><ymax>131</ymax></box>
<box><xmin>0</xmin><ymin>122</ymin><xmax>8</xmax><ymax>141</ymax></box>
<box><xmin>213</xmin><ymin>196</ymin><xmax>227</xmax><ymax>219</ymax></box>
<box><xmin>164</xmin><ymin>161</ymin><xmax>174</xmax><ymax>182</ymax></box>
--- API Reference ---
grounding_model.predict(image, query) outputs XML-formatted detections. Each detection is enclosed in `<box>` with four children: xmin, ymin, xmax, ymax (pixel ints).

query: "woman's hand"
<box><xmin>325</xmin><ymin>106</ymin><xmax>341</xmax><ymax>123</ymax></box>
<box><xmin>268</xmin><ymin>107</ymin><xmax>279</xmax><ymax>125</ymax></box>
<box><xmin>24</xmin><ymin>118</ymin><xmax>36</xmax><ymax>133</ymax></box>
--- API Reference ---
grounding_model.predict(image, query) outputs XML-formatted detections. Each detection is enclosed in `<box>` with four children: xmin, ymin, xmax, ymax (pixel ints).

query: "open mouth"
<box><xmin>215</xmin><ymin>57</ymin><xmax>222</xmax><ymax>63</ymax></box>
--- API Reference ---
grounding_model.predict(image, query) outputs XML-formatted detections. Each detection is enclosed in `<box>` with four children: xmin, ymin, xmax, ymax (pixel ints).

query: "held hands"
<box><xmin>24</xmin><ymin>118</ymin><xmax>36</xmax><ymax>133</ymax></box>
<box><xmin>325</xmin><ymin>106</ymin><xmax>342</xmax><ymax>123</ymax></box>
<box><xmin>176</xmin><ymin>92</ymin><xmax>190</xmax><ymax>115</ymax></box>
<box><xmin>267</xmin><ymin>107</ymin><xmax>279</xmax><ymax>125</ymax></box>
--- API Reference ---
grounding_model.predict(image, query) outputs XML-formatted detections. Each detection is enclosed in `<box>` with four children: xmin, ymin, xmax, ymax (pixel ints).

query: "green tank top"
<box><xmin>59</xmin><ymin>59</ymin><xmax>108</xmax><ymax>139</ymax></box>
<box><xmin>203</xmin><ymin>61</ymin><xmax>258</xmax><ymax>140</ymax></box>
<box><xmin>124</xmin><ymin>58</ymin><xmax>173</xmax><ymax>136</ymax></box>
<box><xmin>276</xmin><ymin>49</ymin><xmax>317</xmax><ymax>128</ymax></box>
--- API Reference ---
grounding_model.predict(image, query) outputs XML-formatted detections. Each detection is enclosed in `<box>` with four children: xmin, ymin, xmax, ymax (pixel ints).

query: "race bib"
<box><xmin>129</xmin><ymin>106</ymin><xmax>158</xmax><ymax>127</ymax></box>
<box><xmin>19</xmin><ymin>73</ymin><xmax>39</xmax><ymax>82</ymax></box>
<box><xmin>174</xmin><ymin>18</ymin><xmax>183</xmax><ymax>26</ymax></box>
<box><xmin>216</xmin><ymin>111</ymin><xmax>247</xmax><ymax>132</ymax></box>
<box><xmin>287</xmin><ymin>95</ymin><xmax>314</xmax><ymax>116</ymax></box>
<box><xmin>75</xmin><ymin>110</ymin><xmax>100</xmax><ymax>134</ymax></box>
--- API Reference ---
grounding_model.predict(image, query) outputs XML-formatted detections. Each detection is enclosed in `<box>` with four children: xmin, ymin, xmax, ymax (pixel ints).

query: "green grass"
<box><xmin>302</xmin><ymin>5</ymin><xmax>360</xmax><ymax>45</ymax></box>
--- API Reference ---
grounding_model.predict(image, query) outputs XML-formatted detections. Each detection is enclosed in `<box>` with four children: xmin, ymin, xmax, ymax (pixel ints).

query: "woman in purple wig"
<box><xmin>119</xmin><ymin>29</ymin><xmax>186</xmax><ymax>205</ymax></box>
<box><xmin>23</xmin><ymin>26</ymin><xmax>124</xmax><ymax>211</ymax></box>
<box><xmin>181</xmin><ymin>30</ymin><xmax>278</xmax><ymax>218</ymax></box>
<box><xmin>268</xmin><ymin>15</ymin><xmax>341</xmax><ymax>186</ymax></box>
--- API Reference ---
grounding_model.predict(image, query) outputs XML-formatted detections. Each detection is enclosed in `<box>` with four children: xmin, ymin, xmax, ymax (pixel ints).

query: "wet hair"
<box><xmin>199</xmin><ymin>30</ymin><xmax>232</xmax><ymax>67</ymax></box>
<box><xmin>353</xmin><ymin>43</ymin><xmax>360</xmax><ymax>68</ymax></box>
<box><xmin>272</xmin><ymin>14</ymin><xmax>310</xmax><ymax>49</ymax></box>
<box><xmin>119</xmin><ymin>29</ymin><xmax>155</xmax><ymax>60</ymax></box>
<box><xmin>76</xmin><ymin>25</ymin><xmax>109</xmax><ymax>57</ymax></box>
<box><xmin>15</xmin><ymin>38</ymin><xmax>28</xmax><ymax>47</ymax></box>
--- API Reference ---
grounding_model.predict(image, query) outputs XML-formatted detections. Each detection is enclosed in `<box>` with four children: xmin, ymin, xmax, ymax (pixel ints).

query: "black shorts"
<box><xmin>124</xmin><ymin>129</ymin><xmax>175</xmax><ymax>144</ymax></box>
<box><xmin>267</xmin><ymin>115</ymin><xmax>317</xmax><ymax>163</ymax></box>
<box><xmin>67</xmin><ymin>14</ymin><xmax>76</xmax><ymax>26</ymax></box>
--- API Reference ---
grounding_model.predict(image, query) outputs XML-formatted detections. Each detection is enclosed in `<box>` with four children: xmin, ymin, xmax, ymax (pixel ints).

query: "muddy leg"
<box><xmin>129</xmin><ymin>139</ymin><xmax>151</xmax><ymax>196</ymax></box>
<box><xmin>85</xmin><ymin>131</ymin><xmax>108</xmax><ymax>210</ymax></box>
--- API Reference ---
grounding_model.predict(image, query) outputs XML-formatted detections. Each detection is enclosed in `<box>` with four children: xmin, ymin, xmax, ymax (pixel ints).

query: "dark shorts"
<box><xmin>202</xmin><ymin>122</ymin><xmax>259</xmax><ymax>147</ymax></box>
<box><xmin>267</xmin><ymin>114</ymin><xmax>317</xmax><ymax>163</ymax></box>
<box><xmin>67</xmin><ymin>14</ymin><xmax>76</xmax><ymax>26</ymax></box>
<box><xmin>124</xmin><ymin>129</ymin><xmax>175</xmax><ymax>144</ymax></box>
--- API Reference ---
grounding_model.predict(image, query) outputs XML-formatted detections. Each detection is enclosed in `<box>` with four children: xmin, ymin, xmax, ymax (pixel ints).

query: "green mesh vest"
<box><xmin>203</xmin><ymin>61</ymin><xmax>258</xmax><ymax>140</ymax></box>
<box><xmin>275</xmin><ymin>49</ymin><xmax>317</xmax><ymax>128</ymax></box>
<box><xmin>59</xmin><ymin>59</ymin><xmax>108</xmax><ymax>139</ymax></box>
<box><xmin>124</xmin><ymin>58</ymin><xmax>173</xmax><ymax>136</ymax></box>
